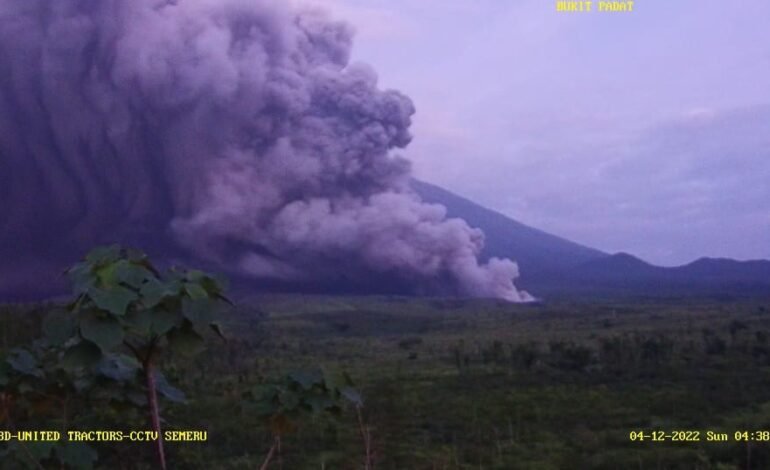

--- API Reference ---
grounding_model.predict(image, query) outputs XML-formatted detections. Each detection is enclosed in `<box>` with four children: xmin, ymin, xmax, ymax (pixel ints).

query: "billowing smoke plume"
<box><xmin>0</xmin><ymin>0</ymin><xmax>531</xmax><ymax>301</ymax></box>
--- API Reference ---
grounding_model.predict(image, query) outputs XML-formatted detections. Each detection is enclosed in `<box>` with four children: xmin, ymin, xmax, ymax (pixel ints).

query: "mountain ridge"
<box><xmin>409</xmin><ymin>179</ymin><xmax>608</xmax><ymax>276</ymax></box>
<box><xmin>411</xmin><ymin>179</ymin><xmax>770</xmax><ymax>298</ymax></box>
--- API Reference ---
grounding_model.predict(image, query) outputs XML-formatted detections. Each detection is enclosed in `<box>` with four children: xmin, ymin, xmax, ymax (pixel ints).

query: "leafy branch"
<box><xmin>62</xmin><ymin>245</ymin><xmax>231</xmax><ymax>469</ymax></box>
<box><xmin>244</xmin><ymin>367</ymin><xmax>367</xmax><ymax>469</ymax></box>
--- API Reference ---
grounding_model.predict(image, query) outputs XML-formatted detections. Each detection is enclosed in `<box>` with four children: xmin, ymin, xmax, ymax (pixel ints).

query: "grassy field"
<box><xmin>3</xmin><ymin>295</ymin><xmax>770</xmax><ymax>469</ymax></box>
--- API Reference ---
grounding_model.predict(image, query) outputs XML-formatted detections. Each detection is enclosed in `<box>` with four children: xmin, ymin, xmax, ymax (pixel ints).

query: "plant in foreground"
<box><xmin>244</xmin><ymin>367</ymin><xmax>370</xmax><ymax>469</ymax></box>
<box><xmin>62</xmin><ymin>245</ymin><xmax>230</xmax><ymax>469</ymax></box>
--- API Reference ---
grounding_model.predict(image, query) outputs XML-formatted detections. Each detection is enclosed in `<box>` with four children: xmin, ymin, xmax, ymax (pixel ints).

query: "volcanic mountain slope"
<box><xmin>410</xmin><ymin>180</ymin><xmax>607</xmax><ymax>275</ymax></box>
<box><xmin>412</xmin><ymin>180</ymin><xmax>770</xmax><ymax>298</ymax></box>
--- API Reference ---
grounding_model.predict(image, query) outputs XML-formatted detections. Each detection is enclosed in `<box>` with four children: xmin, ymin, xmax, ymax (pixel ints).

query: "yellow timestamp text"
<box><xmin>630</xmin><ymin>430</ymin><xmax>770</xmax><ymax>442</ymax></box>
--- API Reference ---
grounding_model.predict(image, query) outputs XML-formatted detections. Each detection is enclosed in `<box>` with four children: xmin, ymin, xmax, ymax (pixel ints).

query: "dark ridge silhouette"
<box><xmin>413</xmin><ymin>180</ymin><xmax>770</xmax><ymax>299</ymax></box>
<box><xmin>410</xmin><ymin>180</ymin><xmax>607</xmax><ymax>277</ymax></box>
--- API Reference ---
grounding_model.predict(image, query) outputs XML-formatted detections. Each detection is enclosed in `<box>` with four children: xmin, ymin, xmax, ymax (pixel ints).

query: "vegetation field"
<box><xmin>3</xmin><ymin>294</ymin><xmax>770</xmax><ymax>469</ymax></box>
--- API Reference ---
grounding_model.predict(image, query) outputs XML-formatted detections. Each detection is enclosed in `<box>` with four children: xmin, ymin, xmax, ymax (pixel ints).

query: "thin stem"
<box><xmin>60</xmin><ymin>394</ymin><xmax>70</xmax><ymax>470</ymax></box>
<box><xmin>144</xmin><ymin>360</ymin><xmax>167</xmax><ymax>470</ymax></box>
<box><xmin>6</xmin><ymin>410</ymin><xmax>46</xmax><ymax>470</ymax></box>
<box><xmin>16</xmin><ymin>440</ymin><xmax>46</xmax><ymax>470</ymax></box>
<box><xmin>356</xmin><ymin>405</ymin><xmax>373</xmax><ymax>470</ymax></box>
<box><xmin>260</xmin><ymin>435</ymin><xmax>280</xmax><ymax>470</ymax></box>
<box><xmin>123</xmin><ymin>340</ymin><xmax>141</xmax><ymax>361</ymax></box>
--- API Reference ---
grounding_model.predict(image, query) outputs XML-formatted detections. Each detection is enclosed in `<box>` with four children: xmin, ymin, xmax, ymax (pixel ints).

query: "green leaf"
<box><xmin>25</xmin><ymin>441</ymin><xmax>55</xmax><ymax>461</ymax></box>
<box><xmin>322</xmin><ymin>367</ymin><xmax>345</xmax><ymax>393</ymax></box>
<box><xmin>7</xmin><ymin>349</ymin><xmax>43</xmax><ymax>378</ymax></box>
<box><xmin>185</xmin><ymin>270</ymin><xmax>207</xmax><ymax>282</ymax></box>
<box><xmin>201</xmin><ymin>274</ymin><xmax>227</xmax><ymax>296</ymax></box>
<box><xmin>114</xmin><ymin>261</ymin><xmax>155</xmax><ymax>288</ymax></box>
<box><xmin>68</xmin><ymin>263</ymin><xmax>96</xmax><ymax>294</ymax></box>
<box><xmin>89</xmin><ymin>286</ymin><xmax>138</xmax><ymax>316</ymax></box>
<box><xmin>151</xmin><ymin>309</ymin><xmax>183</xmax><ymax>336</ymax></box>
<box><xmin>57</xmin><ymin>442</ymin><xmax>98</xmax><ymax>470</ymax></box>
<box><xmin>124</xmin><ymin>306</ymin><xmax>181</xmax><ymax>337</ymax></box>
<box><xmin>95</xmin><ymin>260</ymin><xmax>120</xmax><ymax>287</ymax></box>
<box><xmin>139</xmin><ymin>278</ymin><xmax>168</xmax><ymax>309</ymax></box>
<box><xmin>97</xmin><ymin>354</ymin><xmax>140</xmax><ymax>382</ymax></box>
<box><xmin>167</xmin><ymin>324</ymin><xmax>205</xmax><ymax>355</ymax></box>
<box><xmin>184</xmin><ymin>282</ymin><xmax>209</xmax><ymax>301</ymax></box>
<box><xmin>80</xmin><ymin>311</ymin><xmax>124</xmax><ymax>352</ymax></box>
<box><xmin>288</xmin><ymin>370</ymin><xmax>323</xmax><ymax>391</ymax></box>
<box><xmin>85</xmin><ymin>245</ymin><xmax>121</xmax><ymax>265</ymax></box>
<box><xmin>62</xmin><ymin>341</ymin><xmax>102</xmax><ymax>370</ymax></box>
<box><xmin>123</xmin><ymin>308</ymin><xmax>153</xmax><ymax>335</ymax></box>
<box><xmin>340</xmin><ymin>386</ymin><xmax>363</xmax><ymax>406</ymax></box>
<box><xmin>155</xmin><ymin>372</ymin><xmax>187</xmax><ymax>403</ymax></box>
<box><xmin>182</xmin><ymin>297</ymin><xmax>215</xmax><ymax>325</ymax></box>
<box><xmin>305</xmin><ymin>394</ymin><xmax>336</xmax><ymax>414</ymax></box>
<box><xmin>42</xmin><ymin>309</ymin><xmax>77</xmax><ymax>346</ymax></box>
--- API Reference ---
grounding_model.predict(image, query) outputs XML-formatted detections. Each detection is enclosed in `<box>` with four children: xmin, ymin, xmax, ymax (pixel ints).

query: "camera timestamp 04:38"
<box><xmin>629</xmin><ymin>431</ymin><xmax>770</xmax><ymax>442</ymax></box>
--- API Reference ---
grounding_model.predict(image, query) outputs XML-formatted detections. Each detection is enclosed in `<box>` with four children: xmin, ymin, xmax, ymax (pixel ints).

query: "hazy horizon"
<box><xmin>307</xmin><ymin>0</ymin><xmax>770</xmax><ymax>266</ymax></box>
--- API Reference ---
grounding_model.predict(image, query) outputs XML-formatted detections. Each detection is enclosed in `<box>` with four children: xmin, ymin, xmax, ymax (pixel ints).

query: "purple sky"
<box><xmin>304</xmin><ymin>0</ymin><xmax>770</xmax><ymax>266</ymax></box>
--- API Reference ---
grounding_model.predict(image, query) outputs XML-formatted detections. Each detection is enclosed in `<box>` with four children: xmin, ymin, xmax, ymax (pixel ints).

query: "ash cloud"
<box><xmin>0</xmin><ymin>0</ymin><xmax>531</xmax><ymax>301</ymax></box>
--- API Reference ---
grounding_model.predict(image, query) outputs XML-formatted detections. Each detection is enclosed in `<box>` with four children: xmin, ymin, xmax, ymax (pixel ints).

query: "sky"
<box><xmin>301</xmin><ymin>0</ymin><xmax>770</xmax><ymax>266</ymax></box>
